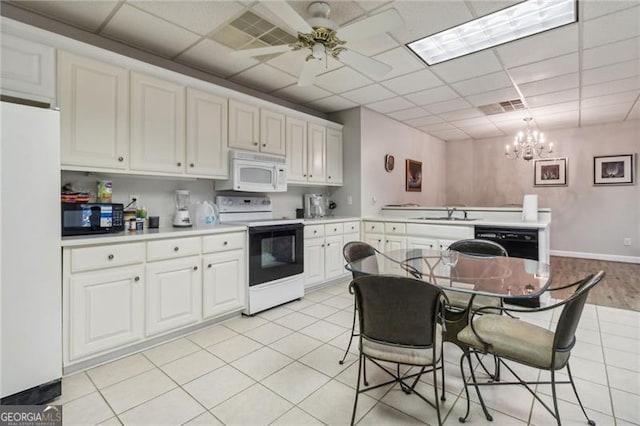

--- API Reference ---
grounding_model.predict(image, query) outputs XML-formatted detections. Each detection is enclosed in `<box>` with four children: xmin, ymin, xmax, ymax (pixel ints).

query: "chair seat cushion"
<box><xmin>362</xmin><ymin>325</ymin><xmax>442</xmax><ymax>365</ymax></box>
<box><xmin>444</xmin><ymin>290</ymin><xmax>501</xmax><ymax>310</ymax></box>
<box><xmin>457</xmin><ymin>315</ymin><xmax>569</xmax><ymax>370</ymax></box>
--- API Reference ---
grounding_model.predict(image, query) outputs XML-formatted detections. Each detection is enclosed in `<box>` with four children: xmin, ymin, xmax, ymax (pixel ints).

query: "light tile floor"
<box><xmin>57</xmin><ymin>280</ymin><xmax>640</xmax><ymax>425</ymax></box>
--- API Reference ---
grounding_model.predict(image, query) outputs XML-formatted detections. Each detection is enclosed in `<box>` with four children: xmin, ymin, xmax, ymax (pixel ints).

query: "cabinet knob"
<box><xmin>177</xmin><ymin>162</ymin><xmax>182</xmax><ymax>167</ymax></box>
<box><xmin>208</xmin><ymin>264</ymin><xmax>212</xmax><ymax>268</ymax></box>
<box><xmin>328</xmin><ymin>176</ymin><xmax>332</xmax><ymax>179</ymax></box>
<box><xmin>108</xmin><ymin>254</ymin><xmax>114</xmax><ymax>260</ymax></box>
<box><xmin>253</xmin><ymin>142</ymin><xmax>258</xmax><ymax>146</ymax></box>
<box><xmin>223</xmin><ymin>241</ymin><xmax>228</xmax><ymax>246</ymax></box>
<box><xmin>313</xmin><ymin>230</ymin><xmax>317</xmax><ymax>234</ymax></box>
<box><xmin>309</xmin><ymin>174</ymin><xmax>313</xmax><ymax>178</ymax></box>
<box><xmin>134</xmin><ymin>276</ymin><xmax>140</xmax><ymax>282</ymax></box>
<box><xmin>303</xmin><ymin>174</ymin><xmax>307</xmax><ymax>177</ymax></box>
<box><xmin>262</xmin><ymin>143</ymin><xmax>266</xmax><ymax>147</ymax></box>
<box><xmin>378</xmin><ymin>239</ymin><xmax>382</xmax><ymax>242</ymax></box>
<box><xmin>393</xmin><ymin>227</ymin><xmax>396</xmax><ymax>231</ymax></box>
<box><xmin>190</xmin><ymin>163</ymin><xmax>194</xmax><ymax>167</ymax></box>
<box><xmin>193</xmin><ymin>266</ymin><xmax>198</xmax><ymax>271</ymax></box>
<box><xmin>334</xmin><ymin>228</ymin><xmax>337</xmax><ymax>232</ymax></box>
<box><xmin>321</xmin><ymin>243</ymin><xmax>325</xmax><ymax>247</ymax></box>
<box><xmin>174</xmin><ymin>246</ymin><xmax>179</xmax><ymax>252</ymax></box>
<box><xmin>118</xmin><ymin>156</ymin><xmax>124</xmax><ymax>162</ymax></box>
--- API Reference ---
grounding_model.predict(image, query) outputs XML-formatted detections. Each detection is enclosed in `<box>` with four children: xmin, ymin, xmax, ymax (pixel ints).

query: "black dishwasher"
<box><xmin>474</xmin><ymin>226</ymin><xmax>540</xmax><ymax>307</ymax></box>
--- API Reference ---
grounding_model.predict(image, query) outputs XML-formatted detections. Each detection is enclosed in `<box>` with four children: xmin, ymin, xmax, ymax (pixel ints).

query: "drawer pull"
<box><xmin>223</xmin><ymin>241</ymin><xmax>228</xmax><ymax>246</ymax></box>
<box><xmin>313</xmin><ymin>230</ymin><xmax>317</xmax><ymax>234</ymax></box>
<box><xmin>118</xmin><ymin>156</ymin><xmax>124</xmax><ymax>162</ymax></box>
<box><xmin>253</xmin><ymin>142</ymin><xmax>258</xmax><ymax>146</ymax></box>
<box><xmin>309</xmin><ymin>174</ymin><xmax>313</xmax><ymax>178</ymax></box>
<box><xmin>321</xmin><ymin>243</ymin><xmax>325</xmax><ymax>247</ymax></box>
<box><xmin>208</xmin><ymin>264</ymin><xmax>212</xmax><ymax>268</ymax></box>
<box><xmin>134</xmin><ymin>276</ymin><xmax>140</xmax><ymax>282</ymax></box>
<box><xmin>193</xmin><ymin>266</ymin><xmax>198</xmax><ymax>271</ymax></box>
<box><xmin>174</xmin><ymin>247</ymin><xmax>179</xmax><ymax>252</ymax></box>
<box><xmin>190</xmin><ymin>163</ymin><xmax>195</xmax><ymax>168</ymax></box>
<box><xmin>328</xmin><ymin>176</ymin><xmax>332</xmax><ymax>179</ymax></box>
<box><xmin>393</xmin><ymin>227</ymin><xmax>396</xmax><ymax>231</ymax></box>
<box><xmin>303</xmin><ymin>174</ymin><xmax>307</xmax><ymax>177</ymax></box>
<box><xmin>262</xmin><ymin>143</ymin><xmax>266</xmax><ymax>147</ymax></box>
<box><xmin>108</xmin><ymin>254</ymin><xmax>114</xmax><ymax>260</ymax></box>
<box><xmin>334</xmin><ymin>228</ymin><xmax>337</xmax><ymax>232</ymax></box>
<box><xmin>177</xmin><ymin>162</ymin><xmax>182</xmax><ymax>167</ymax></box>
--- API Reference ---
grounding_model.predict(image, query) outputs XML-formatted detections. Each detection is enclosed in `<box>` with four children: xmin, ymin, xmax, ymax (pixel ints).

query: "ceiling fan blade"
<box><xmin>338</xmin><ymin>9</ymin><xmax>403</xmax><ymax>41</ymax></box>
<box><xmin>230</xmin><ymin>44</ymin><xmax>291</xmax><ymax>58</ymax></box>
<box><xmin>339</xmin><ymin>50</ymin><xmax>392</xmax><ymax>80</ymax></box>
<box><xmin>261</xmin><ymin>1</ymin><xmax>313</xmax><ymax>34</ymax></box>
<box><xmin>298</xmin><ymin>60</ymin><xmax>322</xmax><ymax>87</ymax></box>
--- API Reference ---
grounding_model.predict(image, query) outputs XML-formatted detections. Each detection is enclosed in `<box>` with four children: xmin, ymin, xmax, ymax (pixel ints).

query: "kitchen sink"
<box><xmin>412</xmin><ymin>217</ymin><xmax>479</xmax><ymax>221</ymax></box>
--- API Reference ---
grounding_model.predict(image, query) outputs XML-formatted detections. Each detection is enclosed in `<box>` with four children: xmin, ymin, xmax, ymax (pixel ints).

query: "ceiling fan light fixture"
<box><xmin>311</xmin><ymin>43</ymin><xmax>326</xmax><ymax>59</ymax></box>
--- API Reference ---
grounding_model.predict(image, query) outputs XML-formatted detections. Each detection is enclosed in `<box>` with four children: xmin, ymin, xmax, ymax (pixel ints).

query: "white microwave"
<box><xmin>216</xmin><ymin>150</ymin><xmax>287</xmax><ymax>192</ymax></box>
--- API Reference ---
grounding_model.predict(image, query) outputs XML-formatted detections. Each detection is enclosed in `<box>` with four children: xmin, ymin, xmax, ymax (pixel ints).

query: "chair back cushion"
<box><xmin>351</xmin><ymin>275</ymin><xmax>442</xmax><ymax>347</ymax></box>
<box><xmin>344</xmin><ymin>241</ymin><xmax>378</xmax><ymax>276</ymax></box>
<box><xmin>554</xmin><ymin>271</ymin><xmax>605</xmax><ymax>352</ymax></box>
<box><xmin>448</xmin><ymin>239</ymin><xmax>508</xmax><ymax>257</ymax></box>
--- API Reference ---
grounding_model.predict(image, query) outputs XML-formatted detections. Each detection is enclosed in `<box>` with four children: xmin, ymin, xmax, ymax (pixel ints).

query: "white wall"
<box><xmin>360</xmin><ymin>108</ymin><xmax>447</xmax><ymax>216</ymax></box>
<box><xmin>446</xmin><ymin>120</ymin><xmax>640</xmax><ymax>259</ymax></box>
<box><xmin>329</xmin><ymin>108</ymin><xmax>362</xmax><ymax>218</ymax></box>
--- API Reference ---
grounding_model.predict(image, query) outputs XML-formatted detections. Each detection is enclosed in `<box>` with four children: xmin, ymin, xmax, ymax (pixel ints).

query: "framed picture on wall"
<box><xmin>406</xmin><ymin>159</ymin><xmax>422</xmax><ymax>192</ymax></box>
<box><xmin>593</xmin><ymin>154</ymin><xmax>635</xmax><ymax>185</ymax></box>
<box><xmin>534</xmin><ymin>157</ymin><xmax>567</xmax><ymax>187</ymax></box>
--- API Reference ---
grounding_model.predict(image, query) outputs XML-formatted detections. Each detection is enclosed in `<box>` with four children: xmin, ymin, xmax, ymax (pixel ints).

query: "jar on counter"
<box><xmin>128</xmin><ymin>218</ymin><xmax>137</xmax><ymax>231</ymax></box>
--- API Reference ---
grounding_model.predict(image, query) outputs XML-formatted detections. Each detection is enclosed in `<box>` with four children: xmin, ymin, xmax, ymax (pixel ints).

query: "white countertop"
<box><xmin>381</xmin><ymin>206</ymin><xmax>551</xmax><ymax>212</ymax></box>
<box><xmin>362</xmin><ymin>216</ymin><xmax>550</xmax><ymax>229</ymax></box>
<box><xmin>61</xmin><ymin>224</ymin><xmax>248</xmax><ymax>247</ymax></box>
<box><xmin>302</xmin><ymin>216</ymin><xmax>360</xmax><ymax>224</ymax></box>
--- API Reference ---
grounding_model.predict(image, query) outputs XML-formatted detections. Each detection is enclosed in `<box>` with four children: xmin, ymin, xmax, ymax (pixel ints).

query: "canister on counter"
<box><xmin>97</xmin><ymin>180</ymin><xmax>112</xmax><ymax>203</ymax></box>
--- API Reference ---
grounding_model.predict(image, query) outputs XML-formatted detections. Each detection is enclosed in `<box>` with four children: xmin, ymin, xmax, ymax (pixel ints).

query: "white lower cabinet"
<box><xmin>202</xmin><ymin>249</ymin><xmax>245</xmax><ymax>319</ymax></box>
<box><xmin>407</xmin><ymin>237</ymin><xmax>438</xmax><ymax>251</ymax></box>
<box><xmin>304</xmin><ymin>221</ymin><xmax>358</xmax><ymax>289</ymax></box>
<box><xmin>384</xmin><ymin>235</ymin><xmax>407</xmax><ymax>275</ymax></box>
<box><xmin>146</xmin><ymin>256</ymin><xmax>201</xmax><ymax>336</ymax></box>
<box><xmin>68</xmin><ymin>265</ymin><xmax>144</xmax><ymax>361</ymax></box>
<box><xmin>324</xmin><ymin>235</ymin><xmax>344</xmax><ymax>280</ymax></box>
<box><xmin>364</xmin><ymin>233</ymin><xmax>384</xmax><ymax>251</ymax></box>
<box><xmin>304</xmin><ymin>237</ymin><xmax>326</xmax><ymax>288</ymax></box>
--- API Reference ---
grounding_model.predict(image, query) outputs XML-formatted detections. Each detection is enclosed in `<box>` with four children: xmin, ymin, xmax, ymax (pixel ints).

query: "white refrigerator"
<box><xmin>1</xmin><ymin>101</ymin><xmax>62</xmax><ymax>403</ymax></box>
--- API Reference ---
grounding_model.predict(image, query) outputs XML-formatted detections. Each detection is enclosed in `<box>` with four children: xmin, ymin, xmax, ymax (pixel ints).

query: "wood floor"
<box><xmin>550</xmin><ymin>256</ymin><xmax>640</xmax><ymax>311</ymax></box>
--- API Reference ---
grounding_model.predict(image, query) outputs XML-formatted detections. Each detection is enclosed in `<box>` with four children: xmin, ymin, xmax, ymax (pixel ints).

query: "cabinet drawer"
<box><xmin>385</xmin><ymin>222</ymin><xmax>406</xmax><ymax>235</ymax></box>
<box><xmin>147</xmin><ymin>237</ymin><xmax>201</xmax><ymax>261</ymax></box>
<box><xmin>343</xmin><ymin>221</ymin><xmax>360</xmax><ymax>234</ymax></box>
<box><xmin>363</xmin><ymin>221</ymin><xmax>383</xmax><ymax>234</ymax></box>
<box><xmin>202</xmin><ymin>232</ymin><xmax>245</xmax><ymax>253</ymax></box>
<box><xmin>71</xmin><ymin>243</ymin><xmax>145</xmax><ymax>273</ymax></box>
<box><xmin>325</xmin><ymin>223</ymin><xmax>344</xmax><ymax>235</ymax></box>
<box><xmin>305</xmin><ymin>224</ymin><xmax>325</xmax><ymax>238</ymax></box>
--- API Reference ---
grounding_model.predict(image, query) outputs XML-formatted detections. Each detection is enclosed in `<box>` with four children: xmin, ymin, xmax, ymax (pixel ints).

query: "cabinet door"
<box><xmin>229</xmin><ymin>99</ymin><xmax>259</xmax><ymax>151</ymax></box>
<box><xmin>325</xmin><ymin>235</ymin><xmax>345</xmax><ymax>279</ymax></box>
<box><xmin>202</xmin><ymin>249</ymin><xmax>246</xmax><ymax>319</ymax></box>
<box><xmin>68</xmin><ymin>265</ymin><xmax>144</xmax><ymax>360</ymax></box>
<box><xmin>304</xmin><ymin>238</ymin><xmax>325</xmax><ymax>288</ymax></box>
<box><xmin>326</xmin><ymin>127</ymin><xmax>343</xmax><ymax>185</ymax></box>
<box><xmin>385</xmin><ymin>236</ymin><xmax>407</xmax><ymax>276</ymax></box>
<box><xmin>1</xmin><ymin>34</ymin><xmax>55</xmax><ymax>104</ymax></box>
<box><xmin>286</xmin><ymin>116</ymin><xmax>307</xmax><ymax>183</ymax></box>
<box><xmin>58</xmin><ymin>51</ymin><xmax>129</xmax><ymax>169</ymax></box>
<box><xmin>130</xmin><ymin>72</ymin><xmax>185</xmax><ymax>173</ymax></box>
<box><xmin>364</xmin><ymin>233</ymin><xmax>384</xmax><ymax>251</ymax></box>
<box><xmin>260</xmin><ymin>109</ymin><xmax>286</xmax><ymax>155</ymax></box>
<box><xmin>186</xmin><ymin>88</ymin><xmax>228</xmax><ymax>178</ymax></box>
<box><xmin>407</xmin><ymin>237</ymin><xmax>438</xmax><ymax>251</ymax></box>
<box><xmin>307</xmin><ymin>123</ymin><xmax>326</xmax><ymax>183</ymax></box>
<box><xmin>146</xmin><ymin>256</ymin><xmax>201</xmax><ymax>336</ymax></box>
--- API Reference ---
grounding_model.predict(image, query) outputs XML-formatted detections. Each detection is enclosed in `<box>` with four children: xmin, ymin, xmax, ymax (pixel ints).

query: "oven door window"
<box><xmin>249</xmin><ymin>224</ymin><xmax>303</xmax><ymax>286</ymax></box>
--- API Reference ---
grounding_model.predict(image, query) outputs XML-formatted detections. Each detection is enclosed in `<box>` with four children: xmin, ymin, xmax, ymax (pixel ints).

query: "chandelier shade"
<box><xmin>505</xmin><ymin>118</ymin><xmax>554</xmax><ymax>161</ymax></box>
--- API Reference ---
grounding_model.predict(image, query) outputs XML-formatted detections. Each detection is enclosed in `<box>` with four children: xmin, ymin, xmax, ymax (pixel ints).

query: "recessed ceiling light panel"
<box><xmin>407</xmin><ymin>0</ymin><xmax>577</xmax><ymax>66</ymax></box>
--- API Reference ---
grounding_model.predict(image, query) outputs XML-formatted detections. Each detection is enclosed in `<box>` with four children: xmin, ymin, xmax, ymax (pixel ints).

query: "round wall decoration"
<box><xmin>385</xmin><ymin>154</ymin><xmax>395</xmax><ymax>172</ymax></box>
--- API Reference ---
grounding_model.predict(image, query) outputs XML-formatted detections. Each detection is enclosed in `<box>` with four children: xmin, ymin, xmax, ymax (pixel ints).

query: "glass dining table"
<box><xmin>345</xmin><ymin>248</ymin><xmax>553</xmax><ymax>301</ymax></box>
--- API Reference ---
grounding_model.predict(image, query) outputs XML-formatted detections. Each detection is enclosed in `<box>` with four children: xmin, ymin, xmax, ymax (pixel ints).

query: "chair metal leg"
<box><xmin>433</xmin><ymin>361</ymin><xmax>443</xmax><ymax>426</ymax></box>
<box><xmin>440</xmin><ymin>340</ymin><xmax>446</xmax><ymax>401</ymax></box>
<box><xmin>466</xmin><ymin>350</ymin><xmax>493</xmax><ymax>422</ymax></box>
<box><xmin>340</xmin><ymin>302</ymin><xmax>358</xmax><ymax>365</ymax></box>
<box><xmin>351</xmin><ymin>354</ymin><xmax>363</xmax><ymax>426</ymax></box>
<box><xmin>566</xmin><ymin>363</ymin><xmax>596</xmax><ymax>426</ymax></box>
<box><xmin>551</xmin><ymin>369</ymin><xmax>562</xmax><ymax>426</ymax></box>
<box><xmin>459</xmin><ymin>351</ymin><xmax>472</xmax><ymax>423</ymax></box>
<box><xmin>363</xmin><ymin>356</ymin><xmax>369</xmax><ymax>386</ymax></box>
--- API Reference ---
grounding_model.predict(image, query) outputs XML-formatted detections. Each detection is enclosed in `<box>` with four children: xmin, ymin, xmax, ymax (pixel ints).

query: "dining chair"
<box><xmin>340</xmin><ymin>241</ymin><xmax>379</xmax><ymax>365</ymax></box>
<box><xmin>349</xmin><ymin>274</ymin><xmax>447</xmax><ymax>426</ymax></box>
<box><xmin>456</xmin><ymin>271</ymin><xmax>605</xmax><ymax>425</ymax></box>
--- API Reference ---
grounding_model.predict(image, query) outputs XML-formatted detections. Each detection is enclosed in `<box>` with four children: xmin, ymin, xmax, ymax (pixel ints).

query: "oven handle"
<box><xmin>248</xmin><ymin>223</ymin><xmax>304</xmax><ymax>234</ymax></box>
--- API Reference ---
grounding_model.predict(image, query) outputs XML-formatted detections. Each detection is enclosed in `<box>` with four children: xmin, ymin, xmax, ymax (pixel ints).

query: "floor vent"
<box><xmin>479</xmin><ymin>99</ymin><xmax>525</xmax><ymax>115</ymax></box>
<box><xmin>210</xmin><ymin>10</ymin><xmax>297</xmax><ymax>53</ymax></box>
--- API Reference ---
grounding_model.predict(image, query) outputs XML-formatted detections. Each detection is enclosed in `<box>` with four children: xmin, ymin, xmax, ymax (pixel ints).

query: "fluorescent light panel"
<box><xmin>407</xmin><ymin>0</ymin><xmax>577</xmax><ymax>66</ymax></box>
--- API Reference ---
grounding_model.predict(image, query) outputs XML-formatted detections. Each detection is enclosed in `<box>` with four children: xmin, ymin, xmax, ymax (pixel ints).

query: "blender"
<box><xmin>173</xmin><ymin>190</ymin><xmax>193</xmax><ymax>227</ymax></box>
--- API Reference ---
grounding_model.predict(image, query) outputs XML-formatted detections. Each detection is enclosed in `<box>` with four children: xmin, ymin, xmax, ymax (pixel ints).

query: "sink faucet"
<box><xmin>446</xmin><ymin>207</ymin><xmax>457</xmax><ymax>219</ymax></box>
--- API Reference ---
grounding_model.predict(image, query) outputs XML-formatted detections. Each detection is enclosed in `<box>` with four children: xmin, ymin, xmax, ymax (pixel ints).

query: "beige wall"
<box><xmin>446</xmin><ymin>120</ymin><xmax>640</xmax><ymax>259</ymax></box>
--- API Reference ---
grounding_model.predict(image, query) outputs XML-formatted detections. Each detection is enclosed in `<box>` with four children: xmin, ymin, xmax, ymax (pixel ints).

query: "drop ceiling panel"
<box><xmin>519</xmin><ymin>73</ymin><xmax>579</xmax><ymax>97</ymax></box>
<box><xmin>421</xmin><ymin>122</ymin><xmax>455</xmax><ymax>132</ymax></box>
<box><xmin>582</xmin><ymin>1</ymin><xmax>639</xmax><ymax>21</ymax></box>
<box><xmin>451</xmin><ymin>116</ymin><xmax>492</xmax><ymax>128</ymax></box>
<box><xmin>102</xmin><ymin>4</ymin><xmax>201</xmax><ymax>58</ymax></box>
<box><xmin>526</xmin><ymin>88</ymin><xmax>580</xmax><ymax>108</ymax></box>
<box><xmin>290</xmin><ymin>1</ymin><xmax>366</xmax><ymax>26</ymax></box>
<box><xmin>581</xmin><ymin>102</ymin><xmax>635</xmax><ymax>125</ymax></box>
<box><xmin>496</xmin><ymin>25</ymin><xmax>578</xmax><ymax>69</ymax></box>
<box><xmin>304</xmin><ymin>95</ymin><xmax>358</xmax><ymax>112</ymax></box>
<box><xmin>272</xmin><ymin>84</ymin><xmax>332</xmax><ymax>104</ymax></box>
<box><xmin>424</xmin><ymin>98</ymin><xmax>472</xmax><ymax>114</ymax></box>
<box><xmin>380</xmin><ymin>69</ymin><xmax>443</xmax><ymax>95</ymax></box>
<box><xmin>387</xmin><ymin>107</ymin><xmax>430</xmax><ymax>121</ymax></box>
<box><xmin>468</xmin><ymin>0</ymin><xmax>520</xmax><ymax>17</ymax></box>
<box><xmin>529</xmin><ymin>101</ymin><xmax>579</xmax><ymax>116</ymax></box>
<box><xmin>459</xmin><ymin>124</ymin><xmax>504</xmax><ymax>139</ymax></box>
<box><xmin>438</xmin><ymin>108</ymin><xmax>484</xmax><ymax>121</ymax></box>
<box><xmin>366</xmin><ymin>96</ymin><xmax>415</xmax><ymax>113</ymax></box>
<box><xmin>534</xmin><ymin>111</ymin><xmax>579</xmax><ymax>129</ymax></box>
<box><xmin>345</xmin><ymin>33</ymin><xmax>399</xmax><ymax>56</ymax></box>
<box><xmin>580</xmin><ymin>91</ymin><xmax>640</xmax><ymax>109</ymax></box>
<box><xmin>486</xmin><ymin>109</ymin><xmax>530</xmax><ymax>123</ymax></box>
<box><xmin>10</xmin><ymin>0</ymin><xmax>120</xmax><ymax>31</ymax></box>
<box><xmin>404</xmin><ymin>115</ymin><xmax>442</xmax><ymax>127</ymax></box>
<box><xmin>314</xmin><ymin>66</ymin><xmax>373</xmax><ymax>93</ymax></box>
<box><xmin>341</xmin><ymin>84</ymin><xmax>396</xmax><ymax>104</ymax></box>
<box><xmin>465</xmin><ymin>87</ymin><xmax>520</xmax><ymax>107</ymax></box>
<box><xmin>582</xmin><ymin>76</ymin><xmax>640</xmax><ymax>98</ymax></box>
<box><xmin>582</xmin><ymin>60</ymin><xmax>640</xmax><ymax>87</ymax></box>
<box><xmin>628</xmin><ymin>101</ymin><xmax>640</xmax><ymax>120</ymax></box>
<box><xmin>405</xmin><ymin>86</ymin><xmax>458</xmax><ymax>106</ymax></box>
<box><xmin>428</xmin><ymin>129</ymin><xmax>470</xmax><ymax>141</ymax></box>
<box><xmin>507</xmin><ymin>53</ymin><xmax>579</xmax><ymax>85</ymax></box>
<box><xmin>583</xmin><ymin>6</ymin><xmax>640</xmax><ymax>49</ymax></box>
<box><xmin>582</xmin><ymin>37</ymin><xmax>640</xmax><ymax>70</ymax></box>
<box><xmin>129</xmin><ymin>1</ymin><xmax>244</xmax><ymax>36</ymax></box>
<box><xmin>230</xmin><ymin>64</ymin><xmax>297</xmax><ymax>91</ymax></box>
<box><xmin>355</xmin><ymin>1</ymin><xmax>392</xmax><ymax>12</ymax></box>
<box><xmin>430</xmin><ymin>50</ymin><xmax>503</xmax><ymax>83</ymax></box>
<box><xmin>451</xmin><ymin>71</ymin><xmax>513</xmax><ymax>97</ymax></box>
<box><xmin>176</xmin><ymin>39</ymin><xmax>258</xmax><ymax>78</ymax></box>
<box><xmin>372</xmin><ymin>47</ymin><xmax>425</xmax><ymax>80</ymax></box>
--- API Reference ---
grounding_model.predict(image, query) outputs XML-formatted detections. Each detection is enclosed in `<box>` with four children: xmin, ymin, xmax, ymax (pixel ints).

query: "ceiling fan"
<box><xmin>230</xmin><ymin>1</ymin><xmax>403</xmax><ymax>86</ymax></box>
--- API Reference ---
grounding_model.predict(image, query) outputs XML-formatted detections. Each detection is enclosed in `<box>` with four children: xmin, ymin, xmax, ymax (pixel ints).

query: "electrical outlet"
<box><xmin>624</xmin><ymin>238</ymin><xmax>631</xmax><ymax>246</ymax></box>
<box><xmin>347</xmin><ymin>195</ymin><xmax>353</xmax><ymax>205</ymax></box>
<box><xmin>371</xmin><ymin>196</ymin><xmax>377</xmax><ymax>205</ymax></box>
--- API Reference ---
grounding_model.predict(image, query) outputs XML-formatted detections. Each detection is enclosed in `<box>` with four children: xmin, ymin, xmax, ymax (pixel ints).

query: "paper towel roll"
<box><xmin>522</xmin><ymin>194</ymin><xmax>538</xmax><ymax>222</ymax></box>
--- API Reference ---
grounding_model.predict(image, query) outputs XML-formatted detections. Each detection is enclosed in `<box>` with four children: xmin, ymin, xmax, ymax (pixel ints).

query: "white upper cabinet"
<box><xmin>228</xmin><ymin>99</ymin><xmax>259</xmax><ymax>151</ymax></box>
<box><xmin>285</xmin><ymin>116</ymin><xmax>308</xmax><ymax>183</ymax></box>
<box><xmin>307</xmin><ymin>122</ymin><xmax>326</xmax><ymax>183</ymax></box>
<box><xmin>260</xmin><ymin>109</ymin><xmax>286</xmax><ymax>155</ymax></box>
<box><xmin>1</xmin><ymin>34</ymin><xmax>55</xmax><ymax>104</ymax></box>
<box><xmin>130</xmin><ymin>72</ymin><xmax>185</xmax><ymax>174</ymax></box>
<box><xmin>59</xmin><ymin>51</ymin><xmax>129</xmax><ymax>170</ymax></box>
<box><xmin>326</xmin><ymin>127</ymin><xmax>343</xmax><ymax>185</ymax></box>
<box><xmin>186</xmin><ymin>88</ymin><xmax>228</xmax><ymax>178</ymax></box>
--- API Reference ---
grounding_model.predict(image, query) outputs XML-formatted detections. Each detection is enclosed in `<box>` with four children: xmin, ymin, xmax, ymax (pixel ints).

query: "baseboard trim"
<box><xmin>551</xmin><ymin>250</ymin><xmax>640</xmax><ymax>264</ymax></box>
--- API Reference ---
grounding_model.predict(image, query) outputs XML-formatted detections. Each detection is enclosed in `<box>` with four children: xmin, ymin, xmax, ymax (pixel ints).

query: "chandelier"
<box><xmin>505</xmin><ymin>118</ymin><xmax>554</xmax><ymax>161</ymax></box>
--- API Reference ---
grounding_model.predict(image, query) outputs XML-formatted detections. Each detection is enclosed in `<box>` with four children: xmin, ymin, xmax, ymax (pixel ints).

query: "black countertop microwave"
<box><xmin>61</xmin><ymin>203</ymin><xmax>125</xmax><ymax>236</ymax></box>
